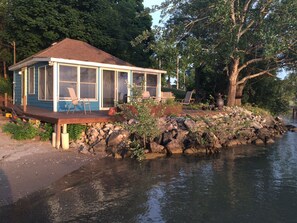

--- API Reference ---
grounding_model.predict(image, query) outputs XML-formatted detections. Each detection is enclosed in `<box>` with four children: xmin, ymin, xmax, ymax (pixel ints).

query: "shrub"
<box><xmin>2</xmin><ymin>120</ymin><xmax>38</xmax><ymax>140</ymax></box>
<box><xmin>68</xmin><ymin>124</ymin><xmax>86</xmax><ymax>141</ymax></box>
<box><xmin>39</xmin><ymin>123</ymin><xmax>54</xmax><ymax>141</ymax></box>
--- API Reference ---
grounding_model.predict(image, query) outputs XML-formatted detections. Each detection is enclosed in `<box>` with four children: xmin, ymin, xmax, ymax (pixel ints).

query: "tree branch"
<box><xmin>237</xmin><ymin>69</ymin><xmax>276</xmax><ymax>85</ymax></box>
<box><xmin>238</xmin><ymin>58</ymin><xmax>265</xmax><ymax>73</ymax></box>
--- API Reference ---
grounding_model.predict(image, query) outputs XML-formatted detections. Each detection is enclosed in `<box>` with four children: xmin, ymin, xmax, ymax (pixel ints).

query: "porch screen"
<box><xmin>80</xmin><ymin>67</ymin><xmax>96</xmax><ymax>99</ymax></box>
<box><xmin>59</xmin><ymin>65</ymin><xmax>77</xmax><ymax>99</ymax></box>
<box><xmin>133</xmin><ymin>72</ymin><xmax>144</xmax><ymax>96</ymax></box>
<box><xmin>38</xmin><ymin>66</ymin><xmax>53</xmax><ymax>100</ymax></box>
<box><xmin>147</xmin><ymin>74</ymin><xmax>157</xmax><ymax>97</ymax></box>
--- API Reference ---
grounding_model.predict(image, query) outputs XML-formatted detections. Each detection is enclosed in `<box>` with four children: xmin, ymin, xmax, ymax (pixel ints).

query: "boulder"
<box><xmin>252</xmin><ymin>139</ymin><xmax>265</xmax><ymax>145</ymax></box>
<box><xmin>184</xmin><ymin>118</ymin><xmax>197</xmax><ymax>132</ymax></box>
<box><xmin>166</xmin><ymin>139</ymin><xmax>183</xmax><ymax>154</ymax></box>
<box><xmin>225</xmin><ymin>139</ymin><xmax>241</xmax><ymax>147</ymax></box>
<box><xmin>150</xmin><ymin>142</ymin><xmax>166</xmax><ymax>153</ymax></box>
<box><xmin>184</xmin><ymin>148</ymin><xmax>206</xmax><ymax>155</ymax></box>
<box><xmin>266</xmin><ymin>138</ymin><xmax>275</xmax><ymax>144</ymax></box>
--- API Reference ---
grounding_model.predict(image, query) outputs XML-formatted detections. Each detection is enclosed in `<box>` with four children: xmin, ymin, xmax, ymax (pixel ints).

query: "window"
<box><xmin>59</xmin><ymin>65</ymin><xmax>97</xmax><ymax>100</ymax></box>
<box><xmin>38</xmin><ymin>66</ymin><xmax>53</xmax><ymax>100</ymax></box>
<box><xmin>147</xmin><ymin>74</ymin><xmax>158</xmax><ymax>97</ymax></box>
<box><xmin>133</xmin><ymin>72</ymin><xmax>145</xmax><ymax>86</ymax></box>
<box><xmin>28</xmin><ymin>67</ymin><xmax>35</xmax><ymax>94</ymax></box>
<box><xmin>80</xmin><ymin>67</ymin><xmax>96</xmax><ymax>99</ymax></box>
<box><xmin>59</xmin><ymin>65</ymin><xmax>77</xmax><ymax>99</ymax></box>
<box><xmin>132</xmin><ymin>72</ymin><xmax>159</xmax><ymax>97</ymax></box>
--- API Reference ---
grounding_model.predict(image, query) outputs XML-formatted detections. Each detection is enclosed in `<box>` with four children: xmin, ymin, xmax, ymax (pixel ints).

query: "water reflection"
<box><xmin>1</xmin><ymin>133</ymin><xmax>297</xmax><ymax>222</ymax></box>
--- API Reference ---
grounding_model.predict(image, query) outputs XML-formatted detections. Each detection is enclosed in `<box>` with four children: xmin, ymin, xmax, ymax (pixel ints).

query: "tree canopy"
<box><xmin>152</xmin><ymin>0</ymin><xmax>297</xmax><ymax>106</ymax></box>
<box><xmin>0</xmin><ymin>0</ymin><xmax>152</xmax><ymax>67</ymax></box>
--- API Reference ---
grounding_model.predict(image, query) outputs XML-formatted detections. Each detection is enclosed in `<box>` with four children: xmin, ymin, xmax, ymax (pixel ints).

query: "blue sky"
<box><xmin>143</xmin><ymin>0</ymin><xmax>163</xmax><ymax>26</ymax></box>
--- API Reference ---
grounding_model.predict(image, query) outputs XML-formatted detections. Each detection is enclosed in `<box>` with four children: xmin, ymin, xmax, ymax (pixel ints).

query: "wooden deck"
<box><xmin>1</xmin><ymin>104</ymin><xmax>113</xmax><ymax>125</ymax></box>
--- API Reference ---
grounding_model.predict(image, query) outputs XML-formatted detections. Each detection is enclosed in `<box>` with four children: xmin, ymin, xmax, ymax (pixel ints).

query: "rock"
<box><xmin>184</xmin><ymin>119</ymin><xmax>196</xmax><ymax>132</ymax></box>
<box><xmin>176</xmin><ymin>130</ymin><xmax>189</xmax><ymax>142</ymax></box>
<box><xmin>78</xmin><ymin>145</ymin><xmax>90</xmax><ymax>154</ymax></box>
<box><xmin>184</xmin><ymin>148</ymin><xmax>205</xmax><ymax>155</ymax></box>
<box><xmin>107</xmin><ymin>130</ymin><xmax>130</xmax><ymax>147</ymax></box>
<box><xmin>252</xmin><ymin>139</ymin><xmax>265</xmax><ymax>145</ymax></box>
<box><xmin>225</xmin><ymin>139</ymin><xmax>241</xmax><ymax>147</ymax></box>
<box><xmin>256</xmin><ymin>128</ymin><xmax>272</xmax><ymax>141</ymax></box>
<box><xmin>105</xmin><ymin>123</ymin><xmax>114</xmax><ymax>129</ymax></box>
<box><xmin>161</xmin><ymin>131</ymin><xmax>174</xmax><ymax>145</ymax></box>
<box><xmin>91</xmin><ymin>139</ymin><xmax>106</xmax><ymax>153</ymax></box>
<box><xmin>150</xmin><ymin>142</ymin><xmax>166</xmax><ymax>153</ymax></box>
<box><xmin>266</xmin><ymin>138</ymin><xmax>275</xmax><ymax>144</ymax></box>
<box><xmin>251</xmin><ymin>122</ymin><xmax>263</xmax><ymax>130</ymax></box>
<box><xmin>166</xmin><ymin>139</ymin><xmax>183</xmax><ymax>154</ymax></box>
<box><xmin>145</xmin><ymin>153</ymin><xmax>166</xmax><ymax>159</ymax></box>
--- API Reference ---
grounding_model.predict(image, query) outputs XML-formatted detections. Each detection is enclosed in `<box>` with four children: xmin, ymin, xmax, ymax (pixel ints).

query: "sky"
<box><xmin>143</xmin><ymin>0</ymin><xmax>163</xmax><ymax>26</ymax></box>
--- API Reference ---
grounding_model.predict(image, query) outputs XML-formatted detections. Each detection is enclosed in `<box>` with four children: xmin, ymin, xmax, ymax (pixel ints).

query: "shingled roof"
<box><xmin>12</xmin><ymin>38</ymin><xmax>133</xmax><ymax>68</ymax></box>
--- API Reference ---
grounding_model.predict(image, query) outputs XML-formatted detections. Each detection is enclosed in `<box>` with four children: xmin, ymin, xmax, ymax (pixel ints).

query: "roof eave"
<box><xmin>49</xmin><ymin>58</ymin><xmax>167</xmax><ymax>73</ymax></box>
<box><xmin>9</xmin><ymin>57</ymin><xmax>167</xmax><ymax>74</ymax></box>
<box><xmin>9</xmin><ymin>57</ymin><xmax>51</xmax><ymax>71</ymax></box>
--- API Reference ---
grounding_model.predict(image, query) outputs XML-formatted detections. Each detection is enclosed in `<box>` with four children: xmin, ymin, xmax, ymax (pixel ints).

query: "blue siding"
<box><xmin>14</xmin><ymin>70</ymin><xmax>21</xmax><ymax>105</ymax></box>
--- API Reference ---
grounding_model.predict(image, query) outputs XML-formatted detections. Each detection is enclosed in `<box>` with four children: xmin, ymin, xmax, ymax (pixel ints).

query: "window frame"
<box><xmin>28</xmin><ymin>66</ymin><xmax>35</xmax><ymax>95</ymax></box>
<box><xmin>58</xmin><ymin>64</ymin><xmax>98</xmax><ymax>101</ymax></box>
<box><xmin>38</xmin><ymin>65</ymin><xmax>53</xmax><ymax>101</ymax></box>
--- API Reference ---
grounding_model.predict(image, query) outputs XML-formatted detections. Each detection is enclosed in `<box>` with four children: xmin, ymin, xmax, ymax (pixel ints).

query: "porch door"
<box><xmin>102</xmin><ymin>70</ymin><xmax>116</xmax><ymax>108</ymax></box>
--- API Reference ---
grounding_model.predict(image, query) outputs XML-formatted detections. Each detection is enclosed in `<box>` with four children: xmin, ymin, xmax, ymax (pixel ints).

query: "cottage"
<box><xmin>9</xmin><ymin>38</ymin><xmax>166</xmax><ymax>112</ymax></box>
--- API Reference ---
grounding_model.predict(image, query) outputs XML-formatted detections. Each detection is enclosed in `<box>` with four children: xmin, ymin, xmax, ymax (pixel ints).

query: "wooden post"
<box><xmin>12</xmin><ymin>41</ymin><xmax>16</xmax><ymax>64</ymax></box>
<box><xmin>61</xmin><ymin>124</ymin><xmax>69</xmax><ymax>150</ymax></box>
<box><xmin>23</xmin><ymin>95</ymin><xmax>27</xmax><ymax>112</ymax></box>
<box><xmin>56</xmin><ymin>122</ymin><xmax>61</xmax><ymax>149</ymax></box>
<box><xmin>4</xmin><ymin>93</ymin><xmax>7</xmax><ymax>107</ymax></box>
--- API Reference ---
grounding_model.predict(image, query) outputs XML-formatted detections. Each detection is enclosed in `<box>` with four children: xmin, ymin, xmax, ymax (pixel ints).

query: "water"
<box><xmin>1</xmin><ymin>132</ymin><xmax>297</xmax><ymax>222</ymax></box>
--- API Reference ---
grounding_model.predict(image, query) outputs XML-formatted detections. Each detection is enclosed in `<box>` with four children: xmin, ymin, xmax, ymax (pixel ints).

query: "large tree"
<box><xmin>155</xmin><ymin>0</ymin><xmax>297</xmax><ymax>106</ymax></box>
<box><xmin>2</xmin><ymin>0</ymin><xmax>152</xmax><ymax>66</ymax></box>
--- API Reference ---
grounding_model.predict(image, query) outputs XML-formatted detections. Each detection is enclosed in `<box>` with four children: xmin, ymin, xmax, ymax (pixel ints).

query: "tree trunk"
<box><xmin>194</xmin><ymin>63</ymin><xmax>206</xmax><ymax>102</ymax></box>
<box><xmin>227</xmin><ymin>58</ymin><xmax>240</xmax><ymax>106</ymax></box>
<box><xmin>235</xmin><ymin>83</ymin><xmax>245</xmax><ymax>106</ymax></box>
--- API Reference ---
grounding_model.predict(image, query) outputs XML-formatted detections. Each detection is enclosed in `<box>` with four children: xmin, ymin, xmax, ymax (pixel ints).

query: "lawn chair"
<box><xmin>178</xmin><ymin>90</ymin><xmax>195</xmax><ymax>109</ymax></box>
<box><xmin>67</xmin><ymin>87</ymin><xmax>91</xmax><ymax>114</ymax></box>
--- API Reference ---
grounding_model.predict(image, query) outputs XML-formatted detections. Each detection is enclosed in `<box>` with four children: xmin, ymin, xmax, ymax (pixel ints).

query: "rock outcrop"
<box><xmin>77</xmin><ymin>106</ymin><xmax>289</xmax><ymax>159</ymax></box>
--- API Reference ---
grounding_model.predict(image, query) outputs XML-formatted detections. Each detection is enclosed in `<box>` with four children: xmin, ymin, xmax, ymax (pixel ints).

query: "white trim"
<box><xmin>9</xmin><ymin>57</ymin><xmax>166</xmax><ymax>74</ymax></box>
<box><xmin>9</xmin><ymin>58</ymin><xmax>50</xmax><ymax>71</ymax></box>
<box><xmin>28</xmin><ymin>66</ymin><xmax>35</xmax><ymax>94</ymax></box>
<box><xmin>53</xmin><ymin>62</ymin><xmax>58</xmax><ymax>112</ymax></box>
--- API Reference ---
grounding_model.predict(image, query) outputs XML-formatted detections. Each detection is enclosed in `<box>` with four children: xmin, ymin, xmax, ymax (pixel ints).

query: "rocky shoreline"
<box><xmin>74</xmin><ymin>106</ymin><xmax>295</xmax><ymax>159</ymax></box>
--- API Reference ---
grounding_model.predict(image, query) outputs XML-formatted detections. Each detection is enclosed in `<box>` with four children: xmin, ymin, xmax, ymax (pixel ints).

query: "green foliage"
<box><xmin>243</xmin><ymin>76</ymin><xmax>291</xmax><ymax>114</ymax></box>
<box><xmin>147</xmin><ymin>0</ymin><xmax>297</xmax><ymax>106</ymax></box>
<box><xmin>0</xmin><ymin>77</ymin><xmax>12</xmax><ymax>95</ymax></box>
<box><xmin>243</xmin><ymin>104</ymin><xmax>271</xmax><ymax>117</ymax></box>
<box><xmin>119</xmin><ymin>84</ymin><xmax>159</xmax><ymax>160</ymax></box>
<box><xmin>2</xmin><ymin>0</ymin><xmax>152</xmax><ymax>67</ymax></box>
<box><xmin>2</xmin><ymin>119</ymin><xmax>38</xmax><ymax>140</ymax></box>
<box><xmin>130</xmin><ymin>141</ymin><xmax>145</xmax><ymax>161</ymax></box>
<box><xmin>68</xmin><ymin>124</ymin><xmax>85</xmax><ymax>141</ymax></box>
<box><xmin>39</xmin><ymin>123</ymin><xmax>53</xmax><ymax>141</ymax></box>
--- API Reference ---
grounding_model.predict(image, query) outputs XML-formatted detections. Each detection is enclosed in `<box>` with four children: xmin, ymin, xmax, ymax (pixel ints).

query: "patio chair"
<box><xmin>178</xmin><ymin>90</ymin><xmax>195</xmax><ymax>108</ymax></box>
<box><xmin>67</xmin><ymin>87</ymin><xmax>91</xmax><ymax>114</ymax></box>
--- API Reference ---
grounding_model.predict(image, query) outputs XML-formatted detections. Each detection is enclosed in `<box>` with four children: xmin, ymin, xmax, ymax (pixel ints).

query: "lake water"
<box><xmin>1</xmin><ymin>132</ymin><xmax>297</xmax><ymax>222</ymax></box>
